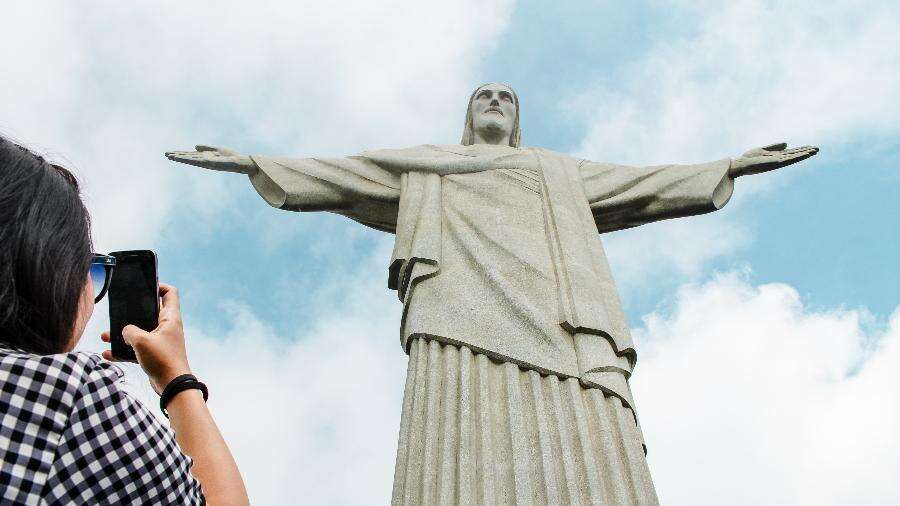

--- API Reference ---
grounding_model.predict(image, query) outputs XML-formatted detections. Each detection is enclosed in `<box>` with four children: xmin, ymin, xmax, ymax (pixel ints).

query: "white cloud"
<box><xmin>576</xmin><ymin>0</ymin><xmax>900</xmax><ymax>165</ymax></box>
<box><xmin>0</xmin><ymin>0</ymin><xmax>515</xmax><ymax>250</ymax></box>
<box><xmin>602</xmin><ymin>212</ymin><xmax>751</xmax><ymax>297</ymax></box>
<box><xmin>633</xmin><ymin>272</ymin><xmax>900</xmax><ymax>505</ymax></box>
<box><xmin>576</xmin><ymin>0</ymin><xmax>900</xmax><ymax>293</ymax></box>
<box><xmin>182</xmin><ymin>264</ymin><xmax>407</xmax><ymax>505</ymax></box>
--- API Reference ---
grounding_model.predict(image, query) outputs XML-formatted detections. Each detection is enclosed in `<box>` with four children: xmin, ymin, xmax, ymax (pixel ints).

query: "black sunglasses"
<box><xmin>90</xmin><ymin>253</ymin><xmax>116</xmax><ymax>303</ymax></box>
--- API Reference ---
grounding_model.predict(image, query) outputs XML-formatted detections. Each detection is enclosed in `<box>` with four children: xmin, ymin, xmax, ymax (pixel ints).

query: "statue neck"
<box><xmin>473</xmin><ymin>130</ymin><xmax>511</xmax><ymax>147</ymax></box>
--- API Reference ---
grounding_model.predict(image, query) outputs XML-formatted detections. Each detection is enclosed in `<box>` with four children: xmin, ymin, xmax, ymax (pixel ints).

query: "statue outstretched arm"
<box><xmin>580</xmin><ymin>142</ymin><xmax>818</xmax><ymax>233</ymax></box>
<box><xmin>166</xmin><ymin>146</ymin><xmax>401</xmax><ymax>233</ymax></box>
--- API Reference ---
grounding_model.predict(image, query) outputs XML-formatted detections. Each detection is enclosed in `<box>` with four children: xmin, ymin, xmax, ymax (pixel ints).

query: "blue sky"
<box><xmin>480</xmin><ymin>0</ymin><xmax>898</xmax><ymax>322</ymax></box>
<box><xmin>2</xmin><ymin>1</ymin><xmax>899</xmax><ymax>504</ymax></box>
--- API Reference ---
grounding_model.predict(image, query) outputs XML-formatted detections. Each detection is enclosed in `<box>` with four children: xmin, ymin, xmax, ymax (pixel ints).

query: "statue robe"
<box><xmin>247</xmin><ymin>144</ymin><xmax>732</xmax><ymax>408</ymax></box>
<box><xmin>246</xmin><ymin>144</ymin><xmax>733</xmax><ymax>504</ymax></box>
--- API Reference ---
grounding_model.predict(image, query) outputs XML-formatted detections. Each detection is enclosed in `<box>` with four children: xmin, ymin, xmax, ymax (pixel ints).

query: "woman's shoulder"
<box><xmin>0</xmin><ymin>347</ymin><xmax>124</xmax><ymax>426</ymax></box>
<box><xmin>1</xmin><ymin>347</ymin><xmax>204</xmax><ymax>503</ymax></box>
<box><xmin>1</xmin><ymin>345</ymin><xmax>123</xmax><ymax>385</ymax></box>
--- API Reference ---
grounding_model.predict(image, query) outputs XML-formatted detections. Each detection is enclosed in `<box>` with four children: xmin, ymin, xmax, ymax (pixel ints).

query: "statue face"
<box><xmin>470</xmin><ymin>83</ymin><xmax>517</xmax><ymax>144</ymax></box>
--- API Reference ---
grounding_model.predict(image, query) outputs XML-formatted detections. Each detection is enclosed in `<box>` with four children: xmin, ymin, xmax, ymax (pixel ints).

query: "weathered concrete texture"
<box><xmin>393</xmin><ymin>338</ymin><xmax>657</xmax><ymax>505</ymax></box>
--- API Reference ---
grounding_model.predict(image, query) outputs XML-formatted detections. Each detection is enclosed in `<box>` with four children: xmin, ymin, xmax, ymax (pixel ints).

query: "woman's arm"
<box><xmin>166</xmin><ymin>390</ymin><xmax>247</xmax><ymax>505</ymax></box>
<box><xmin>102</xmin><ymin>283</ymin><xmax>248</xmax><ymax>505</ymax></box>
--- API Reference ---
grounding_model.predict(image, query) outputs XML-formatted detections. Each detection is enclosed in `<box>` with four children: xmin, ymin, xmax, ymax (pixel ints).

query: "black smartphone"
<box><xmin>108</xmin><ymin>250</ymin><xmax>160</xmax><ymax>362</ymax></box>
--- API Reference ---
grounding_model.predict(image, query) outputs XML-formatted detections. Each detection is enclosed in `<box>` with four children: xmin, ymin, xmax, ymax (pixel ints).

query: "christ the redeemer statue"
<box><xmin>167</xmin><ymin>83</ymin><xmax>817</xmax><ymax>505</ymax></box>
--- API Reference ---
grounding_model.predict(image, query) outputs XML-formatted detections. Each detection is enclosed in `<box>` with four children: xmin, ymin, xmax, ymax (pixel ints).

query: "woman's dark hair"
<box><xmin>0</xmin><ymin>136</ymin><xmax>92</xmax><ymax>354</ymax></box>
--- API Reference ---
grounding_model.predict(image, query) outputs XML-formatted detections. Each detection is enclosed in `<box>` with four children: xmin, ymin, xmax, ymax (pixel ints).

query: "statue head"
<box><xmin>461</xmin><ymin>83</ymin><xmax>521</xmax><ymax>147</ymax></box>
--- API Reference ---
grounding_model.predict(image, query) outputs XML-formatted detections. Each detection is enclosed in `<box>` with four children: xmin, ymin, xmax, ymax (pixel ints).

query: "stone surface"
<box><xmin>166</xmin><ymin>83</ymin><xmax>818</xmax><ymax>505</ymax></box>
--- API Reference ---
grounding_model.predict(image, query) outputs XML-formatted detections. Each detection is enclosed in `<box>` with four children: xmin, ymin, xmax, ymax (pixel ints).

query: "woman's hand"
<box><xmin>101</xmin><ymin>283</ymin><xmax>192</xmax><ymax>394</ymax></box>
<box><xmin>101</xmin><ymin>283</ymin><xmax>249</xmax><ymax>504</ymax></box>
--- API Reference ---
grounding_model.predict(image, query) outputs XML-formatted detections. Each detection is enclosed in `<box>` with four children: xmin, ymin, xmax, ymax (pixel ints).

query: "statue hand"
<box><xmin>165</xmin><ymin>145</ymin><xmax>257</xmax><ymax>175</ymax></box>
<box><xmin>729</xmin><ymin>142</ymin><xmax>819</xmax><ymax>178</ymax></box>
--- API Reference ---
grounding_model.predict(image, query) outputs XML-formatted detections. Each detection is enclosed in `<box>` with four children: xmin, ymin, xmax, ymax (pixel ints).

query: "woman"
<box><xmin>0</xmin><ymin>136</ymin><xmax>248</xmax><ymax>504</ymax></box>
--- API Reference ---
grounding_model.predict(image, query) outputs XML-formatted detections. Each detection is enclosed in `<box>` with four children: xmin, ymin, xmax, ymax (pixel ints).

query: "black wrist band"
<box><xmin>161</xmin><ymin>374</ymin><xmax>197</xmax><ymax>396</ymax></box>
<box><xmin>160</xmin><ymin>375</ymin><xmax>208</xmax><ymax>417</ymax></box>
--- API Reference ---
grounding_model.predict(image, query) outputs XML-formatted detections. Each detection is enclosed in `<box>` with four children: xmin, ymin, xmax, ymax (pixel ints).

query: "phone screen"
<box><xmin>108</xmin><ymin>250</ymin><xmax>159</xmax><ymax>362</ymax></box>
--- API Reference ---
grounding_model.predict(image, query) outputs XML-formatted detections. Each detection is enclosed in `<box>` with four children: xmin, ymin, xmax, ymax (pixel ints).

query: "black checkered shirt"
<box><xmin>0</xmin><ymin>345</ymin><xmax>204</xmax><ymax>504</ymax></box>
